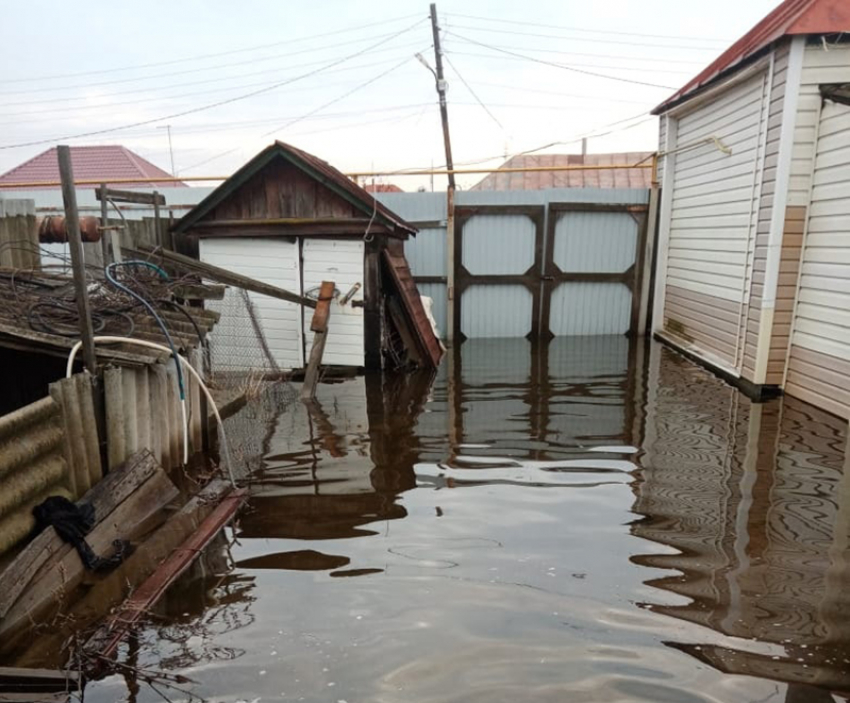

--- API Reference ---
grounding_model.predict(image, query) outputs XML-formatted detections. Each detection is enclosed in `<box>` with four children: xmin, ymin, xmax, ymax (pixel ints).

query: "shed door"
<box><xmin>199</xmin><ymin>238</ymin><xmax>304</xmax><ymax>370</ymax></box>
<box><xmin>786</xmin><ymin>99</ymin><xmax>850</xmax><ymax>416</ymax></box>
<box><xmin>664</xmin><ymin>71</ymin><xmax>768</xmax><ymax>369</ymax></box>
<box><xmin>301</xmin><ymin>238</ymin><xmax>365</xmax><ymax>367</ymax></box>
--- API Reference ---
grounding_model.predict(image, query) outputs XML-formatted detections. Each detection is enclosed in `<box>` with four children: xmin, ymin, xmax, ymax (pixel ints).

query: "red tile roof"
<box><xmin>471</xmin><ymin>152</ymin><xmax>654</xmax><ymax>191</ymax></box>
<box><xmin>653</xmin><ymin>0</ymin><xmax>850</xmax><ymax>114</ymax></box>
<box><xmin>0</xmin><ymin>145</ymin><xmax>185</xmax><ymax>189</ymax></box>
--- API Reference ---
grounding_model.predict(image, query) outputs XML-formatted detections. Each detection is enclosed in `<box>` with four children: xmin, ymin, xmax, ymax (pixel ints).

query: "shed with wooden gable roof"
<box><xmin>172</xmin><ymin>141</ymin><xmax>443</xmax><ymax>372</ymax></box>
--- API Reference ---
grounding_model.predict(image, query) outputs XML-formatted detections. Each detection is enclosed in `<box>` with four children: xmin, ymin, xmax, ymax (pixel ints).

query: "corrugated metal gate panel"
<box><xmin>553</xmin><ymin>211</ymin><xmax>637</xmax><ymax>273</ymax></box>
<box><xmin>200</xmin><ymin>238</ymin><xmax>303</xmax><ymax>370</ymax></box>
<box><xmin>462</xmin><ymin>214</ymin><xmax>536</xmax><ymax>275</ymax></box>
<box><xmin>461</xmin><ymin>284</ymin><xmax>533</xmax><ymax>338</ymax></box>
<box><xmin>302</xmin><ymin>238</ymin><xmax>365</xmax><ymax>367</ymax></box>
<box><xmin>549</xmin><ymin>283</ymin><xmax>632</xmax><ymax>336</ymax></box>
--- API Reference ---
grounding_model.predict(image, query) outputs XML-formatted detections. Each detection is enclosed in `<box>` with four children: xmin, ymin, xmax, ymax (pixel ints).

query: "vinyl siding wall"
<box><xmin>661</xmin><ymin>69</ymin><xmax>770</xmax><ymax>371</ymax></box>
<box><xmin>787</xmin><ymin>98</ymin><xmax>850</xmax><ymax>419</ymax></box>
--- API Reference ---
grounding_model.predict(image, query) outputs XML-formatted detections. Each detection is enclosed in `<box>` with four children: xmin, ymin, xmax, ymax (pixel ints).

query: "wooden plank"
<box><xmin>0</xmin><ymin>451</ymin><xmax>160</xmax><ymax>620</ymax></box>
<box><xmin>300</xmin><ymin>331</ymin><xmax>329</xmax><ymax>401</ymax></box>
<box><xmin>132</xmin><ymin>245</ymin><xmax>316</xmax><ymax>308</ymax></box>
<box><xmin>0</xmin><ymin>667</ymin><xmax>79</xmax><ymax>694</ymax></box>
<box><xmin>310</xmin><ymin>281</ymin><xmax>335</xmax><ymax>333</ymax></box>
<box><xmin>0</xmin><ymin>452</ymin><xmax>177</xmax><ymax>639</ymax></box>
<box><xmin>95</xmin><ymin>188</ymin><xmax>165</xmax><ymax>206</ymax></box>
<box><xmin>88</xmin><ymin>482</ymin><xmax>246</xmax><ymax>666</ymax></box>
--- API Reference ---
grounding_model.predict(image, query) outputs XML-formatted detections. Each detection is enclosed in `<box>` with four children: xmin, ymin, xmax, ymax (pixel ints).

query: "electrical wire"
<box><xmin>443</xmin><ymin>55</ymin><xmax>504</xmax><ymax>131</ymax></box>
<box><xmin>0</xmin><ymin>28</ymin><xmax>425</xmax><ymax>100</ymax></box>
<box><xmin>0</xmin><ymin>13</ymin><xmax>425</xmax><ymax>85</ymax></box>
<box><xmin>66</xmin><ymin>336</ymin><xmax>235</xmax><ymax>486</ymax></box>
<box><xmin>183</xmin><ymin>49</ymin><xmax>427</xmax><ymax>172</ymax></box>
<box><xmin>105</xmin><ymin>260</ymin><xmax>186</xmax><ymax>408</ymax></box>
<box><xmin>444</xmin><ymin>31</ymin><xmax>677</xmax><ymax>90</ymax></box>
<box><xmin>445</xmin><ymin>12</ymin><xmax>731</xmax><ymax>43</ymax></box>
<box><xmin>0</xmin><ymin>18</ymin><xmax>427</xmax><ymax>150</ymax></box>
<box><xmin>445</xmin><ymin>50</ymin><xmax>694</xmax><ymax>76</ymax></box>
<box><xmin>0</xmin><ymin>51</ymin><xmax>422</xmax><ymax>120</ymax></box>
<box><xmin>443</xmin><ymin>23</ymin><xmax>727</xmax><ymax>51</ymax></box>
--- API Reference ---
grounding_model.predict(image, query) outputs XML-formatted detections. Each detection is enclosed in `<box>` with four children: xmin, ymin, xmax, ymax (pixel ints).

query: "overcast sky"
<box><xmin>0</xmin><ymin>0</ymin><xmax>778</xmax><ymax>190</ymax></box>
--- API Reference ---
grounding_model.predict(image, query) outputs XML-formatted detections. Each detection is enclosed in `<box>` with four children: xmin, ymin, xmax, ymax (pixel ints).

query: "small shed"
<box><xmin>172</xmin><ymin>141</ymin><xmax>443</xmax><ymax>372</ymax></box>
<box><xmin>651</xmin><ymin>0</ymin><xmax>850</xmax><ymax>416</ymax></box>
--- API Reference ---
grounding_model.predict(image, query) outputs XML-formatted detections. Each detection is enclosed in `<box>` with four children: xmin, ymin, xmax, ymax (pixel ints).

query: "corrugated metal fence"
<box><xmin>0</xmin><ymin>353</ymin><xmax>205</xmax><ymax>557</ymax></box>
<box><xmin>381</xmin><ymin>189</ymin><xmax>650</xmax><ymax>340</ymax></box>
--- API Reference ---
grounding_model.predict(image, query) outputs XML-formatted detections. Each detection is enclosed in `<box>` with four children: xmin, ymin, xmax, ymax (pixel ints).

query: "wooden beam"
<box><xmin>300</xmin><ymin>281</ymin><xmax>334</xmax><ymax>401</ymax></box>
<box><xmin>132</xmin><ymin>245</ymin><xmax>317</xmax><ymax>308</ymax></box>
<box><xmin>0</xmin><ymin>667</ymin><xmax>79</xmax><ymax>693</ymax></box>
<box><xmin>95</xmin><ymin>187</ymin><xmax>165</xmax><ymax>206</ymax></box>
<box><xmin>57</xmin><ymin>146</ymin><xmax>97</xmax><ymax>375</ymax></box>
<box><xmin>89</xmin><ymin>481</ymin><xmax>246</xmax><ymax>666</ymax></box>
<box><xmin>192</xmin><ymin>222</ymin><xmax>395</xmax><ymax>239</ymax></box>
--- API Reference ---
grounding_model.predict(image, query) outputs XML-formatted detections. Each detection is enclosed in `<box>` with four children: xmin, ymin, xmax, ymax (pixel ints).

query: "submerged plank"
<box><xmin>86</xmin><ymin>480</ymin><xmax>245</xmax><ymax>665</ymax></box>
<box><xmin>0</xmin><ymin>451</ymin><xmax>160</xmax><ymax>621</ymax></box>
<box><xmin>0</xmin><ymin>455</ymin><xmax>178</xmax><ymax>640</ymax></box>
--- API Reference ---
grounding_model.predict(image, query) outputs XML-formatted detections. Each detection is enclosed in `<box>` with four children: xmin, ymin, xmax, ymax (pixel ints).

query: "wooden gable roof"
<box><xmin>173</xmin><ymin>141</ymin><xmax>417</xmax><ymax>239</ymax></box>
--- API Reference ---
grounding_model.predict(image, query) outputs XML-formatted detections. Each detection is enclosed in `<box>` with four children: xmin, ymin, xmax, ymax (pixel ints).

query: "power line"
<box><xmin>181</xmin><ymin>51</ymin><xmax>426</xmax><ymax>172</ymax></box>
<box><xmin>443</xmin><ymin>55</ymin><xmax>504</xmax><ymax>132</ymax></box>
<box><xmin>0</xmin><ymin>27</ymin><xmax>424</xmax><ymax>98</ymax></box>
<box><xmin>0</xmin><ymin>51</ymin><xmax>423</xmax><ymax>122</ymax></box>
<box><xmin>446</xmin><ymin>23</ymin><xmax>725</xmax><ymax>51</ymax></box>
<box><xmin>446</xmin><ymin>50</ymin><xmax>694</xmax><ymax>76</ymax></box>
<box><xmin>0</xmin><ymin>19</ymin><xmax>427</xmax><ymax>151</ymax></box>
<box><xmin>0</xmin><ymin>13</ymin><xmax>425</xmax><ymax>84</ymax></box>
<box><xmin>445</xmin><ymin>32</ymin><xmax>677</xmax><ymax>89</ymax></box>
<box><xmin>446</xmin><ymin>12</ymin><xmax>731</xmax><ymax>43</ymax></box>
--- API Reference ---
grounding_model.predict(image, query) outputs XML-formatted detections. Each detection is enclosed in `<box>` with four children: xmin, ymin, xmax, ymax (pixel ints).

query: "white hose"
<box><xmin>67</xmin><ymin>337</ymin><xmax>236</xmax><ymax>487</ymax></box>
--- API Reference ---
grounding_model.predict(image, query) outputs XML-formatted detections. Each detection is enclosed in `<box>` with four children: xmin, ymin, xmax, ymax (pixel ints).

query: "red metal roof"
<box><xmin>0</xmin><ymin>145</ymin><xmax>185</xmax><ymax>189</ymax></box>
<box><xmin>471</xmin><ymin>152</ymin><xmax>654</xmax><ymax>191</ymax></box>
<box><xmin>653</xmin><ymin>0</ymin><xmax>850</xmax><ymax>114</ymax></box>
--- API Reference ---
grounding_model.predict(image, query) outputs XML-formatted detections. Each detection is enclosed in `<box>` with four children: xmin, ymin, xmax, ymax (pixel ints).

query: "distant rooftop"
<box><xmin>364</xmin><ymin>183</ymin><xmax>404</xmax><ymax>193</ymax></box>
<box><xmin>0</xmin><ymin>145</ymin><xmax>186</xmax><ymax>190</ymax></box>
<box><xmin>471</xmin><ymin>152</ymin><xmax>654</xmax><ymax>191</ymax></box>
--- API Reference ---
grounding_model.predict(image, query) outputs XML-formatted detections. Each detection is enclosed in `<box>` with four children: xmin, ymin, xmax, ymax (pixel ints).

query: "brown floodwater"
<box><xmin>83</xmin><ymin>337</ymin><xmax>849</xmax><ymax>702</ymax></box>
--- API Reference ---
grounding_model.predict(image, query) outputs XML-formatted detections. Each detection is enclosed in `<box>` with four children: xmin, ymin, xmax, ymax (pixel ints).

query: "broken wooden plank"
<box><xmin>0</xmin><ymin>450</ymin><xmax>161</xmax><ymax>621</ymax></box>
<box><xmin>0</xmin><ymin>453</ymin><xmax>179</xmax><ymax>640</ymax></box>
<box><xmin>171</xmin><ymin>282</ymin><xmax>226</xmax><ymax>301</ymax></box>
<box><xmin>310</xmin><ymin>280</ymin><xmax>334</xmax><ymax>333</ymax></box>
<box><xmin>130</xmin><ymin>245</ymin><xmax>317</xmax><ymax>308</ymax></box>
<box><xmin>300</xmin><ymin>282</ymin><xmax>334</xmax><ymax>402</ymax></box>
<box><xmin>87</xmin><ymin>481</ymin><xmax>246</xmax><ymax>666</ymax></box>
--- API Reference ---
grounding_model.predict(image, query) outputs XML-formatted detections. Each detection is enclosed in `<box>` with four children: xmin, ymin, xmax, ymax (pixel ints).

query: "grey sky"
<box><xmin>0</xmin><ymin>0</ymin><xmax>778</xmax><ymax>189</ymax></box>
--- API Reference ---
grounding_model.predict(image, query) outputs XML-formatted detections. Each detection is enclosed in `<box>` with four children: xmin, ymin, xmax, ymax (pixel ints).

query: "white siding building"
<box><xmin>652</xmin><ymin>0</ymin><xmax>850</xmax><ymax>417</ymax></box>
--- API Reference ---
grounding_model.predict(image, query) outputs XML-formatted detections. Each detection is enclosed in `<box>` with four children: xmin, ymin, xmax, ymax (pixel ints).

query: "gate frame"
<box><xmin>453</xmin><ymin>205</ymin><xmax>546</xmax><ymax>341</ymax></box>
<box><xmin>540</xmin><ymin>202</ymin><xmax>649</xmax><ymax>339</ymax></box>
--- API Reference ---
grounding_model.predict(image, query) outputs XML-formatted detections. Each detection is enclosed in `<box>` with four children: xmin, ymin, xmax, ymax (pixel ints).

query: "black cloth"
<box><xmin>32</xmin><ymin>496</ymin><xmax>130</xmax><ymax>572</ymax></box>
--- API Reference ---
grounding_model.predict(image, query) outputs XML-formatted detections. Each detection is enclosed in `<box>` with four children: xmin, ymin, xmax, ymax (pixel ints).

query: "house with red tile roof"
<box><xmin>0</xmin><ymin>145</ymin><xmax>186</xmax><ymax>189</ymax></box>
<box><xmin>650</xmin><ymin>0</ymin><xmax>850</xmax><ymax>419</ymax></box>
<box><xmin>471</xmin><ymin>152</ymin><xmax>654</xmax><ymax>191</ymax></box>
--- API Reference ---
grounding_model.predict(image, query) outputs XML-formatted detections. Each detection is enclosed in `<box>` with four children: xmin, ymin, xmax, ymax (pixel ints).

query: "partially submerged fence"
<box><xmin>381</xmin><ymin>188</ymin><xmax>652</xmax><ymax>340</ymax></box>
<box><xmin>0</xmin><ymin>352</ymin><xmax>208</xmax><ymax>558</ymax></box>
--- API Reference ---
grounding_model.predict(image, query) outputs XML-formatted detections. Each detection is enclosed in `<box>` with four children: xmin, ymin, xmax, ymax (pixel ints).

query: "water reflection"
<box><xmin>633</xmin><ymin>343</ymin><xmax>850</xmax><ymax>699</ymax></box>
<box><xmin>71</xmin><ymin>336</ymin><xmax>850</xmax><ymax>703</ymax></box>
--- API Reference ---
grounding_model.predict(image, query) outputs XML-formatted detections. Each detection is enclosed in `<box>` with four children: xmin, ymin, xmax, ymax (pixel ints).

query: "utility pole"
<box><xmin>429</xmin><ymin>2</ymin><xmax>457</xmax><ymax>344</ymax></box>
<box><xmin>58</xmin><ymin>145</ymin><xmax>98</xmax><ymax>375</ymax></box>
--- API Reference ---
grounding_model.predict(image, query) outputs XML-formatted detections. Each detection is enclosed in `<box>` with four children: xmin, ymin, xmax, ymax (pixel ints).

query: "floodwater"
<box><xmin>87</xmin><ymin>337</ymin><xmax>850</xmax><ymax>703</ymax></box>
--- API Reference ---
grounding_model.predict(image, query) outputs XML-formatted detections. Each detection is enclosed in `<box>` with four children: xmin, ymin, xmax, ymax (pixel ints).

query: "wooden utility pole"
<box><xmin>429</xmin><ymin>3</ymin><xmax>457</xmax><ymax>344</ymax></box>
<box><xmin>58</xmin><ymin>145</ymin><xmax>98</xmax><ymax>375</ymax></box>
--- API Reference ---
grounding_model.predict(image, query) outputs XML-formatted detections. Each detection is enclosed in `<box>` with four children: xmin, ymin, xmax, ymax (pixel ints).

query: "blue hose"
<box><xmin>104</xmin><ymin>260</ymin><xmax>185</xmax><ymax>400</ymax></box>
